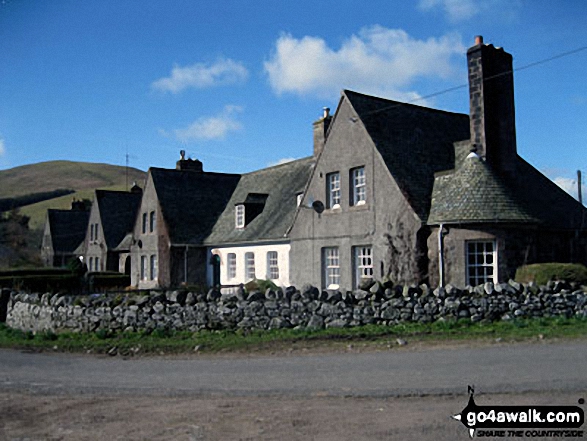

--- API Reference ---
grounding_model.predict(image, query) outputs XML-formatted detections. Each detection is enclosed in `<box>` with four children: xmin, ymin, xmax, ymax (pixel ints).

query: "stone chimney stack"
<box><xmin>467</xmin><ymin>36</ymin><xmax>517</xmax><ymax>174</ymax></box>
<box><xmin>176</xmin><ymin>150</ymin><xmax>203</xmax><ymax>172</ymax></box>
<box><xmin>313</xmin><ymin>107</ymin><xmax>332</xmax><ymax>157</ymax></box>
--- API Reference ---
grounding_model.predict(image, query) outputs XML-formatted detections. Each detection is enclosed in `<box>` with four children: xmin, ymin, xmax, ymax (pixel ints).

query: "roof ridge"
<box><xmin>242</xmin><ymin>156</ymin><xmax>314</xmax><ymax>176</ymax></box>
<box><xmin>343</xmin><ymin>89</ymin><xmax>469</xmax><ymax>118</ymax></box>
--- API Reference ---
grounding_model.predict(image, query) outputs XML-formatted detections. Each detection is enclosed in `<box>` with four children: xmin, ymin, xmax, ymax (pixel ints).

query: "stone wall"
<box><xmin>4</xmin><ymin>280</ymin><xmax>587</xmax><ymax>334</ymax></box>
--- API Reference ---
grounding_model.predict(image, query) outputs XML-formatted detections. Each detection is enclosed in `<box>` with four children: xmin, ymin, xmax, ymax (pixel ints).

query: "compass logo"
<box><xmin>452</xmin><ymin>386</ymin><xmax>585</xmax><ymax>438</ymax></box>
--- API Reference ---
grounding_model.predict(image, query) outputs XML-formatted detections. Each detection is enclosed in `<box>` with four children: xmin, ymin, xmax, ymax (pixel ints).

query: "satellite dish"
<box><xmin>311</xmin><ymin>200</ymin><xmax>325</xmax><ymax>214</ymax></box>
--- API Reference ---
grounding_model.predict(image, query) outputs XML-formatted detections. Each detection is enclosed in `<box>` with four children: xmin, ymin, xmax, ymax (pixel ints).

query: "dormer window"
<box><xmin>235</xmin><ymin>204</ymin><xmax>245</xmax><ymax>229</ymax></box>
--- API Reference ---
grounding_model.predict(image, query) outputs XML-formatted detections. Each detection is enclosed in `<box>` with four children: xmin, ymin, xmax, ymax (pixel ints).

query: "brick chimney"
<box><xmin>467</xmin><ymin>36</ymin><xmax>517</xmax><ymax>174</ymax></box>
<box><xmin>313</xmin><ymin>107</ymin><xmax>332</xmax><ymax>157</ymax></box>
<box><xmin>176</xmin><ymin>150</ymin><xmax>203</xmax><ymax>172</ymax></box>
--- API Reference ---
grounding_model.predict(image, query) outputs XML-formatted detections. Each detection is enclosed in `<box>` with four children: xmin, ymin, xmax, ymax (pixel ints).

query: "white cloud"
<box><xmin>418</xmin><ymin>0</ymin><xmax>477</xmax><ymax>21</ymax></box>
<box><xmin>418</xmin><ymin>0</ymin><xmax>520</xmax><ymax>22</ymax></box>
<box><xmin>268</xmin><ymin>157</ymin><xmax>296</xmax><ymax>167</ymax></box>
<box><xmin>553</xmin><ymin>176</ymin><xmax>586</xmax><ymax>202</ymax></box>
<box><xmin>264</xmin><ymin>26</ymin><xmax>464</xmax><ymax>100</ymax></box>
<box><xmin>152</xmin><ymin>58</ymin><xmax>248</xmax><ymax>93</ymax></box>
<box><xmin>173</xmin><ymin>105</ymin><xmax>243</xmax><ymax>142</ymax></box>
<box><xmin>0</xmin><ymin>139</ymin><xmax>5</xmax><ymax>157</ymax></box>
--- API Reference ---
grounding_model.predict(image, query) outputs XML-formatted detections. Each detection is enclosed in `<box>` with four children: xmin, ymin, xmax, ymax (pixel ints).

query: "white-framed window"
<box><xmin>245</xmin><ymin>252</ymin><xmax>255</xmax><ymax>280</ymax></box>
<box><xmin>466</xmin><ymin>240</ymin><xmax>497</xmax><ymax>286</ymax></box>
<box><xmin>323</xmin><ymin>247</ymin><xmax>340</xmax><ymax>289</ymax></box>
<box><xmin>351</xmin><ymin>166</ymin><xmax>366</xmax><ymax>205</ymax></box>
<box><xmin>267</xmin><ymin>251</ymin><xmax>279</xmax><ymax>280</ymax></box>
<box><xmin>95</xmin><ymin>257</ymin><xmax>100</xmax><ymax>272</ymax></box>
<box><xmin>235</xmin><ymin>204</ymin><xmax>245</xmax><ymax>229</ymax></box>
<box><xmin>140</xmin><ymin>255</ymin><xmax>147</xmax><ymax>280</ymax></box>
<box><xmin>296</xmin><ymin>192</ymin><xmax>303</xmax><ymax>207</ymax></box>
<box><xmin>227</xmin><ymin>253</ymin><xmax>237</xmax><ymax>279</ymax></box>
<box><xmin>89</xmin><ymin>257</ymin><xmax>93</xmax><ymax>271</ymax></box>
<box><xmin>354</xmin><ymin>246</ymin><xmax>373</xmax><ymax>288</ymax></box>
<box><xmin>326</xmin><ymin>172</ymin><xmax>341</xmax><ymax>209</ymax></box>
<box><xmin>149</xmin><ymin>211</ymin><xmax>156</xmax><ymax>233</ymax></box>
<box><xmin>142</xmin><ymin>212</ymin><xmax>147</xmax><ymax>234</ymax></box>
<box><xmin>150</xmin><ymin>254</ymin><xmax>157</xmax><ymax>281</ymax></box>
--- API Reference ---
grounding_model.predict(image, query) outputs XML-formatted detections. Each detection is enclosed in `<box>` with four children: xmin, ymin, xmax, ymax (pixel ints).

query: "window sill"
<box><xmin>349</xmin><ymin>203</ymin><xmax>369</xmax><ymax>212</ymax></box>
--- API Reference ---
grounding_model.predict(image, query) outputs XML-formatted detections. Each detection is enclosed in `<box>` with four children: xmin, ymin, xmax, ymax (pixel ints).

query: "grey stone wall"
<box><xmin>5</xmin><ymin>280</ymin><xmax>587</xmax><ymax>334</ymax></box>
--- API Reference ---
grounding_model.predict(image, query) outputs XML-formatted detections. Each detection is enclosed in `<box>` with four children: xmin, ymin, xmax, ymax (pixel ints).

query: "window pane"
<box><xmin>352</xmin><ymin>167</ymin><xmax>366</xmax><ymax>205</ymax></box>
<box><xmin>466</xmin><ymin>240</ymin><xmax>497</xmax><ymax>286</ymax></box>
<box><xmin>267</xmin><ymin>251</ymin><xmax>279</xmax><ymax>279</ymax></box>
<box><xmin>245</xmin><ymin>252</ymin><xmax>255</xmax><ymax>280</ymax></box>
<box><xmin>228</xmin><ymin>253</ymin><xmax>236</xmax><ymax>279</ymax></box>
<box><xmin>323</xmin><ymin>247</ymin><xmax>340</xmax><ymax>288</ymax></box>
<box><xmin>327</xmin><ymin>173</ymin><xmax>341</xmax><ymax>208</ymax></box>
<box><xmin>235</xmin><ymin>205</ymin><xmax>245</xmax><ymax>228</ymax></box>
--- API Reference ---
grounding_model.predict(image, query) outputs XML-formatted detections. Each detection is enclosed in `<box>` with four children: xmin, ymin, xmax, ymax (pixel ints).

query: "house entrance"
<box><xmin>211</xmin><ymin>254</ymin><xmax>221</xmax><ymax>288</ymax></box>
<box><xmin>124</xmin><ymin>256</ymin><xmax>131</xmax><ymax>275</ymax></box>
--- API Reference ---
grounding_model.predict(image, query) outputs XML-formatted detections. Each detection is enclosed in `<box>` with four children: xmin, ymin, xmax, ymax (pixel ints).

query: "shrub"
<box><xmin>244</xmin><ymin>279</ymin><xmax>279</xmax><ymax>293</ymax></box>
<box><xmin>515</xmin><ymin>263</ymin><xmax>587</xmax><ymax>286</ymax></box>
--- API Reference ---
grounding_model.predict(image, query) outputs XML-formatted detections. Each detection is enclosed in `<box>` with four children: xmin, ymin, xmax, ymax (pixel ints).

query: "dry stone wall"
<box><xmin>4</xmin><ymin>280</ymin><xmax>587</xmax><ymax>334</ymax></box>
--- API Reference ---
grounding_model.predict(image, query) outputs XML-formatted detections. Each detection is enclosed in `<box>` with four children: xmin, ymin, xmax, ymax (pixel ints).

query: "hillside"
<box><xmin>0</xmin><ymin>161</ymin><xmax>146</xmax><ymax>229</ymax></box>
<box><xmin>0</xmin><ymin>161</ymin><xmax>146</xmax><ymax>198</ymax></box>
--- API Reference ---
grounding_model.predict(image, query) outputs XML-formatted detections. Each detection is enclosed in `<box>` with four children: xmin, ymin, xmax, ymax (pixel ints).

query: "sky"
<box><xmin>0</xmin><ymin>0</ymin><xmax>586</xmax><ymax>199</ymax></box>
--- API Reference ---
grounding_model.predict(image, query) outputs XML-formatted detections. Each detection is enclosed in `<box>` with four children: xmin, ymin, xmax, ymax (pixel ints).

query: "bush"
<box><xmin>515</xmin><ymin>263</ymin><xmax>587</xmax><ymax>286</ymax></box>
<box><xmin>86</xmin><ymin>272</ymin><xmax>130</xmax><ymax>292</ymax></box>
<box><xmin>244</xmin><ymin>279</ymin><xmax>279</xmax><ymax>293</ymax></box>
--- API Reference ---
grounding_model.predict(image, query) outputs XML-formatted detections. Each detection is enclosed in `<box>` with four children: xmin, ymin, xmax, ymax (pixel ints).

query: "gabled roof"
<box><xmin>47</xmin><ymin>209</ymin><xmax>90</xmax><ymax>253</ymax></box>
<box><xmin>150</xmin><ymin>168</ymin><xmax>240</xmax><ymax>245</ymax></box>
<box><xmin>344</xmin><ymin>90</ymin><xmax>470</xmax><ymax>221</ymax></box>
<box><xmin>428</xmin><ymin>152</ymin><xmax>538</xmax><ymax>225</ymax></box>
<box><xmin>204</xmin><ymin>157</ymin><xmax>314</xmax><ymax>245</ymax></box>
<box><xmin>95</xmin><ymin>190</ymin><xmax>143</xmax><ymax>249</ymax></box>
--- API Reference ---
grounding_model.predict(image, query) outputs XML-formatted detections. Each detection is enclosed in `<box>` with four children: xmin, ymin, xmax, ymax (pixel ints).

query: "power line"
<box><xmin>359</xmin><ymin>44</ymin><xmax>587</xmax><ymax>118</ymax></box>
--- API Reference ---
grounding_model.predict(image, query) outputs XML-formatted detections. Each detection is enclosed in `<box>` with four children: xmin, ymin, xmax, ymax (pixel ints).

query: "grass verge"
<box><xmin>1</xmin><ymin>316</ymin><xmax>586</xmax><ymax>356</ymax></box>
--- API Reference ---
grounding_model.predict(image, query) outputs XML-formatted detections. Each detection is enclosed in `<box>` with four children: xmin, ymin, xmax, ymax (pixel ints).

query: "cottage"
<box><xmin>41</xmin><ymin>200</ymin><xmax>90</xmax><ymax>267</ymax></box>
<box><xmin>130</xmin><ymin>155</ymin><xmax>240</xmax><ymax>289</ymax></box>
<box><xmin>81</xmin><ymin>186</ymin><xmax>143</xmax><ymax>273</ymax></box>
<box><xmin>289</xmin><ymin>36</ymin><xmax>586</xmax><ymax>290</ymax></box>
<box><xmin>204</xmin><ymin>157</ymin><xmax>314</xmax><ymax>288</ymax></box>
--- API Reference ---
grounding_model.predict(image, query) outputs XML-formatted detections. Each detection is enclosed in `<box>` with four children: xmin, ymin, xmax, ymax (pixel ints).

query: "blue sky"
<box><xmin>0</xmin><ymin>0</ymin><xmax>586</xmax><ymax>198</ymax></box>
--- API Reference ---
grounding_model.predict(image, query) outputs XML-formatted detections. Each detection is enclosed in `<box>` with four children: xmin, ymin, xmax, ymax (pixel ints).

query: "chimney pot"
<box><xmin>475</xmin><ymin>35</ymin><xmax>484</xmax><ymax>45</ymax></box>
<box><xmin>323</xmin><ymin>107</ymin><xmax>330</xmax><ymax>118</ymax></box>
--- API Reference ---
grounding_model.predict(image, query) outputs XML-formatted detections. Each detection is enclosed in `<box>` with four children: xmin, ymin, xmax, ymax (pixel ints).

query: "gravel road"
<box><xmin>1</xmin><ymin>340</ymin><xmax>585</xmax><ymax>440</ymax></box>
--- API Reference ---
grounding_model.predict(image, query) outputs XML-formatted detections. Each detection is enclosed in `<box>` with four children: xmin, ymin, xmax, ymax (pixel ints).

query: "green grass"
<box><xmin>1</xmin><ymin>316</ymin><xmax>586</xmax><ymax>356</ymax></box>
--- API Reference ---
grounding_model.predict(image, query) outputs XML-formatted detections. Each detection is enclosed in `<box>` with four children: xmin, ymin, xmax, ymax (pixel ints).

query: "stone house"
<box><xmin>130</xmin><ymin>156</ymin><xmax>240</xmax><ymax>289</ymax></box>
<box><xmin>80</xmin><ymin>186</ymin><xmax>143</xmax><ymax>273</ymax></box>
<box><xmin>41</xmin><ymin>200</ymin><xmax>90</xmax><ymax>267</ymax></box>
<box><xmin>42</xmin><ymin>37</ymin><xmax>587</xmax><ymax>290</ymax></box>
<box><xmin>288</xmin><ymin>36</ymin><xmax>586</xmax><ymax>290</ymax></box>
<box><xmin>204</xmin><ymin>157</ymin><xmax>314</xmax><ymax>288</ymax></box>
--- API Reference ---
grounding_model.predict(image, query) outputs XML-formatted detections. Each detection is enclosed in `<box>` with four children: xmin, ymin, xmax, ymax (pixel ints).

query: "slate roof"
<box><xmin>428</xmin><ymin>152</ymin><xmax>538</xmax><ymax>225</ymax></box>
<box><xmin>95</xmin><ymin>190</ymin><xmax>143</xmax><ymax>249</ymax></box>
<box><xmin>507</xmin><ymin>158</ymin><xmax>587</xmax><ymax>230</ymax></box>
<box><xmin>204</xmin><ymin>157</ymin><xmax>315</xmax><ymax>245</ymax></box>
<box><xmin>150</xmin><ymin>168</ymin><xmax>241</xmax><ymax>245</ymax></box>
<box><xmin>47</xmin><ymin>209</ymin><xmax>90</xmax><ymax>253</ymax></box>
<box><xmin>344</xmin><ymin>90</ymin><xmax>470</xmax><ymax>221</ymax></box>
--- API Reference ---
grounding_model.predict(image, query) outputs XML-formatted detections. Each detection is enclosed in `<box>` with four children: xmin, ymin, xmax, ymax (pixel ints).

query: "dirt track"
<box><xmin>2</xmin><ymin>390</ymin><xmax>584</xmax><ymax>440</ymax></box>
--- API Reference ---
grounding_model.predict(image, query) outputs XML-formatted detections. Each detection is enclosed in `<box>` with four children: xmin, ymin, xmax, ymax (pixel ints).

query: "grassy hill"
<box><xmin>0</xmin><ymin>161</ymin><xmax>146</xmax><ymax>229</ymax></box>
